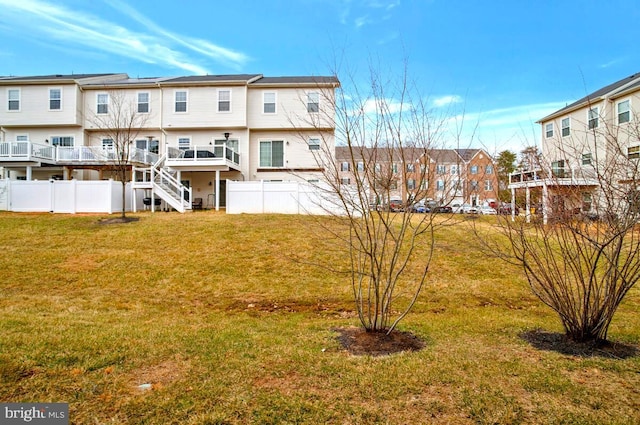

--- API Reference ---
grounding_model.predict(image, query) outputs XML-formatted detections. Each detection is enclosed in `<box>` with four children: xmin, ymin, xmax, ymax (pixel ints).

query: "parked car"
<box><xmin>461</xmin><ymin>203</ymin><xmax>478</xmax><ymax>214</ymax></box>
<box><xmin>478</xmin><ymin>205</ymin><xmax>497</xmax><ymax>215</ymax></box>
<box><xmin>451</xmin><ymin>203</ymin><xmax>463</xmax><ymax>214</ymax></box>
<box><xmin>411</xmin><ymin>203</ymin><xmax>427</xmax><ymax>213</ymax></box>
<box><xmin>389</xmin><ymin>198</ymin><xmax>404</xmax><ymax>212</ymax></box>
<box><xmin>497</xmin><ymin>204</ymin><xmax>520</xmax><ymax>215</ymax></box>
<box><xmin>434</xmin><ymin>205</ymin><xmax>452</xmax><ymax>213</ymax></box>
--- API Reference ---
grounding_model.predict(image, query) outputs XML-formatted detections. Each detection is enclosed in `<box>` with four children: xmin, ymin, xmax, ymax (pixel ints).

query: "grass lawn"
<box><xmin>0</xmin><ymin>211</ymin><xmax>638</xmax><ymax>424</ymax></box>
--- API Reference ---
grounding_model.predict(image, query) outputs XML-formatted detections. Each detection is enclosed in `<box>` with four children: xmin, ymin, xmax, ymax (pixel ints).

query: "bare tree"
<box><xmin>482</xmin><ymin>108</ymin><xmax>640</xmax><ymax>343</ymax></box>
<box><xmin>301</xmin><ymin>62</ymin><xmax>466</xmax><ymax>334</ymax></box>
<box><xmin>88</xmin><ymin>90</ymin><xmax>149</xmax><ymax>219</ymax></box>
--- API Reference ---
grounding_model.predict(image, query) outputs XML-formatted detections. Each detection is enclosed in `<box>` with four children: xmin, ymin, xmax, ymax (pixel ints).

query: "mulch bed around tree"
<box><xmin>335</xmin><ymin>327</ymin><xmax>425</xmax><ymax>356</ymax></box>
<box><xmin>520</xmin><ymin>329</ymin><xmax>639</xmax><ymax>359</ymax></box>
<box><xmin>98</xmin><ymin>217</ymin><xmax>140</xmax><ymax>225</ymax></box>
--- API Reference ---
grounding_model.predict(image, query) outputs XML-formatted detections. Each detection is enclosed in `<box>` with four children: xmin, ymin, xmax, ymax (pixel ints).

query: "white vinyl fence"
<box><xmin>0</xmin><ymin>179</ymin><xmax>143</xmax><ymax>214</ymax></box>
<box><xmin>226</xmin><ymin>181</ymin><xmax>346</xmax><ymax>215</ymax></box>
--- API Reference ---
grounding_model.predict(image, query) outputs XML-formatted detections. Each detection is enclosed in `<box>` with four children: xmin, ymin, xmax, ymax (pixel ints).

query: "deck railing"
<box><xmin>166</xmin><ymin>144</ymin><xmax>240</xmax><ymax>166</ymax></box>
<box><xmin>509</xmin><ymin>167</ymin><xmax>598</xmax><ymax>184</ymax></box>
<box><xmin>0</xmin><ymin>141</ymin><xmax>55</xmax><ymax>161</ymax></box>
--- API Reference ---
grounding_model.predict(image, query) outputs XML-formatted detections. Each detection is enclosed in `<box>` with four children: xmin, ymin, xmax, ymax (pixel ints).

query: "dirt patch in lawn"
<box><xmin>520</xmin><ymin>329</ymin><xmax>639</xmax><ymax>359</ymax></box>
<box><xmin>226</xmin><ymin>299</ymin><xmax>357</xmax><ymax>318</ymax></box>
<box><xmin>98</xmin><ymin>217</ymin><xmax>140</xmax><ymax>225</ymax></box>
<box><xmin>129</xmin><ymin>355</ymin><xmax>190</xmax><ymax>392</ymax></box>
<box><xmin>335</xmin><ymin>327</ymin><xmax>426</xmax><ymax>356</ymax></box>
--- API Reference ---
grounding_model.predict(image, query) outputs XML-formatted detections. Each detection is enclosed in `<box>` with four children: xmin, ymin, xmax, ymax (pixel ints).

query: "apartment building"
<box><xmin>0</xmin><ymin>73</ymin><xmax>339</xmax><ymax>211</ymax></box>
<box><xmin>508</xmin><ymin>72</ymin><xmax>640</xmax><ymax>222</ymax></box>
<box><xmin>335</xmin><ymin>146</ymin><xmax>498</xmax><ymax>207</ymax></box>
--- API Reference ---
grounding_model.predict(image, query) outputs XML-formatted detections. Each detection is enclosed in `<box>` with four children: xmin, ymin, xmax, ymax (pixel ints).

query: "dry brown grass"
<box><xmin>0</xmin><ymin>211</ymin><xmax>638</xmax><ymax>424</ymax></box>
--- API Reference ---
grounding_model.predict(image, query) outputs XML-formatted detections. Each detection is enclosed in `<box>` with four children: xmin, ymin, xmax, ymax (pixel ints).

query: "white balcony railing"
<box><xmin>166</xmin><ymin>144</ymin><xmax>240</xmax><ymax>166</ymax></box>
<box><xmin>0</xmin><ymin>141</ymin><xmax>55</xmax><ymax>162</ymax></box>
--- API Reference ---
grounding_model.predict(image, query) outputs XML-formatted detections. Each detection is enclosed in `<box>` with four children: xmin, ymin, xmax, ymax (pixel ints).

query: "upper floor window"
<box><xmin>436</xmin><ymin>180</ymin><xmax>445</xmax><ymax>191</ymax></box>
<box><xmin>436</xmin><ymin>164</ymin><xmax>446</xmax><ymax>174</ymax></box>
<box><xmin>470</xmin><ymin>180</ymin><xmax>479</xmax><ymax>191</ymax></box>
<box><xmin>175</xmin><ymin>91</ymin><xmax>187</xmax><ymax>113</ymax></box>
<box><xmin>588</xmin><ymin>107</ymin><xmax>599</xmax><ymax>129</ymax></box>
<box><xmin>16</xmin><ymin>135</ymin><xmax>28</xmax><ymax>142</ymax></box>
<box><xmin>178</xmin><ymin>137</ymin><xmax>191</xmax><ymax>150</ymax></box>
<box><xmin>307</xmin><ymin>92</ymin><xmax>319</xmax><ymax>113</ymax></box>
<box><xmin>260</xmin><ymin>140</ymin><xmax>284</xmax><ymax>167</ymax></box>
<box><xmin>49</xmin><ymin>88</ymin><xmax>61</xmax><ymax>110</ymax></box>
<box><xmin>628</xmin><ymin>145</ymin><xmax>640</xmax><ymax>160</ymax></box>
<box><xmin>486</xmin><ymin>165</ymin><xmax>493</xmax><ymax>174</ymax></box>
<box><xmin>470</xmin><ymin>165</ymin><xmax>478</xmax><ymax>174</ymax></box>
<box><xmin>137</xmin><ymin>92</ymin><xmax>149</xmax><ymax>113</ymax></box>
<box><xmin>618</xmin><ymin>100</ymin><xmax>630</xmax><ymax>124</ymax></box>
<box><xmin>545</xmin><ymin>123</ymin><xmax>553</xmax><ymax>138</ymax></box>
<box><xmin>406</xmin><ymin>164</ymin><xmax>415</xmax><ymax>172</ymax></box>
<box><xmin>102</xmin><ymin>138</ymin><xmax>114</xmax><ymax>150</ymax></box>
<box><xmin>97</xmin><ymin>93</ymin><xmax>109</xmax><ymax>114</ymax></box>
<box><xmin>392</xmin><ymin>163</ymin><xmax>398</xmax><ymax>173</ymax></box>
<box><xmin>341</xmin><ymin>161</ymin><xmax>350</xmax><ymax>171</ymax></box>
<box><xmin>263</xmin><ymin>92</ymin><xmax>276</xmax><ymax>114</ymax></box>
<box><xmin>484</xmin><ymin>180</ymin><xmax>493</xmax><ymax>191</ymax></box>
<box><xmin>561</xmin><ymin>117</ymin><xmax>570</xmax><ymax>137</ymax></box>
<box><xmin>582</xmin><ymin>153</ymin><xmax>592</xmax><ymax>165</ymax></box>
<box><xmin>51</xmin><ymin>136</ymin><xmax>74</xmax><ymax>147</ymax></box>
<box><xmin>8</xmin><ymin>89</ymin><xmax>20</xmax><ymax>111</ymax></box>
<box><xmin>218</xmin><ymin>89</ymin><xmax>231</xmax><ymax>112</ymax></box>
<box><xmin>451</xmin><ymin>164</ymin><xmax>459</xmax><ymax>175</ymax></box>
<box><xmin>551</xmin><ymin>159</ymin><xmax>566</xmax><ymax>177</ymax></box>
<box><xmin>308</xmin><ymin>138</ymin><xmax>320</xmax><ymax>150</ymax></box>
<box><xmin>357</xmin><ymin>162</ymin><xmax>364</xmax><ymax>171</ymax></box>
<box><xmin>407</xmin><ymin>179</ymin><xmax>416</xmax><ymax>190</ymax></box>
<box><xmin>341</xmin><ymin>178</ymin><xmax>351</xmax><ymax>185</ymax></box>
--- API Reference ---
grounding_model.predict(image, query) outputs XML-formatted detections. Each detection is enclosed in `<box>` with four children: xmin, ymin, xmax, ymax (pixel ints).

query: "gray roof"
<box><xmin>252</xmin><ymin>76</ymin><xmax>340</xmax><ymax>86</ymax></box>
<box><xmin>0</xmin><ymin>73</ymin><xmax>120</xmax><ymax>82</ymax></box>
<box><xmin>167</xmin><ymin>74</ymin><xmax>262</xmax><ymax>83</ymax></box>
<box><xmin>335</xmin><ymin>146</ymin><xmax>485</xmax><ymax>164</ymax></box>
<box><xmin>539</xmin><ymin>72</ymin><xmax>640</xmax><ymax>122</ymax></box>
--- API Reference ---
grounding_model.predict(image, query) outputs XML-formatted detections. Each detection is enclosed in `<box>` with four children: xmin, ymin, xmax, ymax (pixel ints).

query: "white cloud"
<box><xmin>433</xmin><ymin>95</ymin><xmax>463</xmax><ymax>107</ymax></box>
<box><xmin>0</xmin><ymin>0</ymin><xmax>249</xmax><ymax>74</ymax></box>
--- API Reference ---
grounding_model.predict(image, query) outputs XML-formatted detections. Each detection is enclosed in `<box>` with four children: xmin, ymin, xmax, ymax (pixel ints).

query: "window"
<box><xmin>218</xmin><ymin>90</ymin><xmax>231</xmax><ymax>112</ymax></box>
<box><xmin>582</xmin><ymin>192</ymin><xmax>592</xmax><ymax>212</ymax></box>
<box><xmin>341</xmin><ymin>178</ymin><xmax>351</xmax><ymax>185</ymax></box>
<box><xmin>137</xmin><ymin>92</ymin><xmax>149</xmax><ymax>113</ymax></box>
<box><xmin>588</xmin><ymin>107</ymin><xmax>599</xmax><ymax>129</ymax></box>
<box><xmin>628</xmin><ymin>145</ymin><xmax>640</xmax><ymax>159</ymax></box>
<box><xmin>375</xmin><ymin>163</ymin><xmax>382</xmax><ymax>173</ymax></box>
<box><xmin>407</xmin><ymin>179</ymin><xmax>416</xmax><ymax>190</ymax></box>
<box><xmin>136</xmin><ymin>139</ymin><xmax>159</xmax><ymax>154</ymax></box>
<box><xmin>551</xmin><ymin>160</ymin><xmax>566</xmax><ymax>177</ymax></box>
<box><xmin>214</xmin><ymin>138</ymin><xmax>239</xmax><ymax>153</ymax></box>
<box><xmin>484</xmin><ymin>180</ymin><xmax>493</xmax><ymax>191</ymax></box>
<box><xmin>341</xmin><ymin>161</ymin><xmax>350</xmax><ymax>171</ymax></box>
<box><xmin>582</xmin><ymin>153</ymin><xmax>592</xmax><ymax>165</ymax></box>
<box><xmin>451</xmin><ymin>164</ymin><xmax>459</xmax><ymax>175</ymax></box>
<box><xmin>436</xmin><ymin>180</ymin><xmax>444</xmax><ymax>191</ymax></box>
<box><xmin>175</xmin><ymin>91</ymin><xmax>187</xmax><ymax>112</ymax></box>
<box><xmin>16</xmin><ymin>135</ymin><xmax>28</xmax><ymax>141</ymax></box>
<box><xmin>308</xmin><ymin>138</ymin><xmax>320</xmax><ymax>150</ymax></box>
<box><xmin>561</xmin><ymin>117</ymin><xmax>570</xmax><ymax>137</ymax></box>
<box><xmin>392</xmin><ymin>163</ymin><xmax>398</xmax><ymax>173</ymax></box>
<box><xmin>51</xmin><ymin>136</ymin><xmax>74</xmax><ymax>147</ymax></box>
<box><xmin>406</xmin><ymin>164</ymin><xmax>415</xmax><ymax>172</ymax></box>
<box><xmin>307</xmin><ymin>92</ymin><xmax>319</xmax><ymax>113</ymax></box>
<box><xmin>8</xmin><ymin>89</ymin><xmax>20</xmax><ymax>111</ymax></box>
<box><xmin>263</xmin><ymin>92</ymin><xmax>276</xmax><ymax>114</ymax></box>
<box><xmin>470</xmin><ymin>180</ymin><xmax>479</xmax><ymax>190</ymax></box>
<box><xmin>618</xmin><ymin>100</ymin><xmax>630</xmax><ymax>124</ymax></box>
<box><xmin>49</xmin><ymin>88</ymin><xmax>61</xmax><ymax>110</ymax></box>
<box><xmin>357</xmin><ymin>162</ymin><xmax>364</xmax><ymax>171</ymax></box>
<box><xmin>436</xmin><ymin>165</ymin><xmax>446</xmax><ymax>174</ymax></box>
<box><xmin>178</xmin><ymin>137</ymin><xmax>191</xmax><ymax>150</ymax></box>
<box><xmin>96</xmin><ymin>93</ymin><xmax>109</xmax><ymax>114</ymax></box>
<box><xmin>260</xmin><ymin>140</ymin><xmax>284</xmax><ymax>167</ymax></box>
<box><xmin>486</xmin><ymin>165</ymin><xmax>493</xmax><ymax>174</ymax></box>
<box><xmin>470</xmin><ymin>165</ymin><xmax>478</xmax><ymax>174</ymax></box>
<box><xmin>102</xmin><ymin>139</ymin><xmax>114</xmax><ymax>150</ymax></box>
<box><xmin>545</xmin><ymin>123</ymin><xmax>553</xmax><ymax>138</ymax></box>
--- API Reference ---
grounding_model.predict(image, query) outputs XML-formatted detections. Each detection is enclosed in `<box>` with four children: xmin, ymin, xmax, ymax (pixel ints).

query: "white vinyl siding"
<box><xmin>49</xmin><ymin>88</ymin><xmax>61</xmax><ymax>110</ymax></box>
<box><xmin>7</xmin><ymin>89</ymin><xmax>20</xmax><ymax>111</ymax></box>
<box><xmin>260</xmin><ymin>140</ymin><xmax>284</xmax><ymax>167</ymax></box>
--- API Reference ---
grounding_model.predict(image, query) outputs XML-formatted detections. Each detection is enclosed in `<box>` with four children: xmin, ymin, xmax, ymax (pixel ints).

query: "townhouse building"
<box><xmin>508</xmin><ymin>72</ymin><xmax>640</xmax><ymax>222</ymax></box>
<box><xmin>335</xmin><ymin>146</ymin><xmax>498</xmax><ymax>207</ymax></box>
<box><xmin>0</xmin><ymin>73</ymin><xmax>338</xmax><ymax>211</ymax></box>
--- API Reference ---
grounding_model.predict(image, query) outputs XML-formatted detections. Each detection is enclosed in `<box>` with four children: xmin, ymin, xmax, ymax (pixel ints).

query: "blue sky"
<box><xmin>1</xmin><ymin>0</ymin><xmax>640</xmax><ymax>154</ymax></box>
